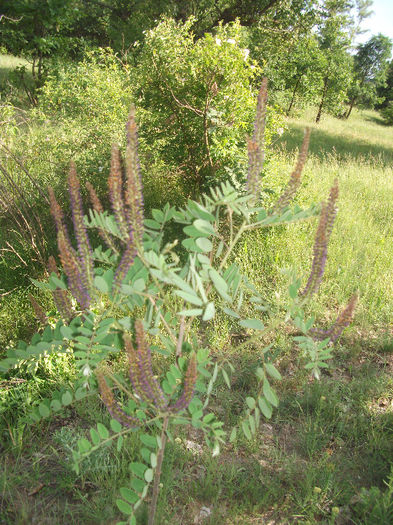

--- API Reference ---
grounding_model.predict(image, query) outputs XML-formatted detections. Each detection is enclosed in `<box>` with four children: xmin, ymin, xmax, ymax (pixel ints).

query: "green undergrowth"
<box><xmin>2</xmin><ymin>339</ymin><xmax>393</xmax><ymax>524</ymax></box>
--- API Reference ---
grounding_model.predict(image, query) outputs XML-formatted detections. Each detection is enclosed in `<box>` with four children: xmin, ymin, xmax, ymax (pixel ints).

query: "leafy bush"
<box><xmin>352</xmin><ymin>471</ymin><xmax>393</xmax><ymax>524</ymax></box>
<box><xmin>0</xmin><ymin>82</ymin><xmax>356</xmax><ymax>524</ymax></box>
<box><xmin>381</xmin><ymin>101</ymin><xmax>393</xmax><ymax>126</ymax></box>
<box><xmin>133</xmin><ymin>18</ymin><xmax>283</xmax><ymax>199</ymax></box>
<box><xmin>37</xmin><ymin>48</ymin><xmax>133</xmax><ymax>191</ymax></box>
<box><xmin>39</xmin><ymin>49</ymin><xmax>131</xmax><ymax>122</ymax></box>
<box><xmin>0</xmin><ymin>49</ymin><xmax>134</xmax><ymax>282</ymax></box>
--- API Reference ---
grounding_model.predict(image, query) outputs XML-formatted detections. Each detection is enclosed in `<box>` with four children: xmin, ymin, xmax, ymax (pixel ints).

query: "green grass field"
<box><xmin>258</xmin><ymin>108</ymin><xmax>393</xmax><ymax>330</ymax></box>
<box><xmin>0</xmin><ymin>53</ymin><xmax>29</xmax><ymax>92</ymax></box>
<box><xmin>1</xmin><ymin>54</ymin><xmax>393</xmax><ymax>524</ymax></box>
<box><xmin>0</xmin><ymin>53</ymin><xmax>28</xmax><ymax>78</ymax></box>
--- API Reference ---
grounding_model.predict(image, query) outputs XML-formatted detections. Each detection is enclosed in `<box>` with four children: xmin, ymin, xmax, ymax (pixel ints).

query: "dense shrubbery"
<box><xmin>37</xmin><ymin>49</ymin><xmax>133</xmax><ymax>190</ymax></box>
<box><xmin>381</xmin><ymin>102</ymin><xmax>393</xmax><ymax>125</ymax></box>
<box><xmin>133</xmin><ymin>19</ymin><xmax>283</xmax><ymax>200</ymax></box>
<box><xmin>1</xmin><ymin>49</ymin><xmax>133</xmax><ymax>205</ymax></box>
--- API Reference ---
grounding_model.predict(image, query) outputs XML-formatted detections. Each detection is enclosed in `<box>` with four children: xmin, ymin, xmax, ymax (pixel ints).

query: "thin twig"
<box><xmin>148</xmin><ymin>415</ymin><xmax>169</xmax><ymax>525</ymax></box>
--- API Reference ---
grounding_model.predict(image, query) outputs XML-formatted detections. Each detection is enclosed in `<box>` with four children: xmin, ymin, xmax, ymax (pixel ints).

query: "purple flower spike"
<box><xmin>49</xmin><ymin>186</ymin><xmax>76</xmax><ymax>259</ymax></box>
<box><xmin>68</xmin><ymin>163</ymin><xmax>94</xmax><ymax>293</ymax></box>
<box><xmin>58</xmin><ymin>231</ymin><xmax>91</xmax><ymax>310</ymax></box>
<box><xmin>113</xmin><ymin>238</ymin><xmax>137</xmax><ymax>290</ymax></box>
<box><xmin>253</xmin><ymin>78</ymin><xmax>268</xmax><ymax>159</ymax></box>
<box><xmin>125</xmin><ymin>108</ymin><xmax>144</xmax><ymax>244</ymax></box>
<box><xmin>97</xmin><ymin>370</ymin><xmax>141</xmax><ymax>428</ymax></box>
<box><xmin>86</xmin><ymin>181</ymin><xmax>117</xmax><ymax>253</ymax></box>
<box><xmin>29</xmin><ymin>294</ymin><xmax>47</xmax><ymax>325</ymax></box>
<box><xmin>247</xmin><ymin>78</ymin><xmax>268</xmax><ymax>199</ymax></box>
<box><xmin>48</xmin><ymin>256</ymin><xmax>73</xmax><ymax>322</ymax></box>
<box><xmin>125</xmin><ymin>322</ymin><xmax>167</xmax><ymax>410</ymax></box>
<box><xmin>108</xmin><ymin>144</ymin><xmax>129</xmax><ymax>241</ymax></box>
<box><xmin>247</xmin><ymin>138</ymin><xmax>263</xmax><ymax>198</ymax></box>
<box><xmin>169</xmin><ymin>354</ymin><xmax>197</xmax><ymax>413</ymax></box>
<box><xmin>300</xmin><ymin>180</ymin><xmax>338</xmax><ymax>299</ymax></box>
<box><xmin>125</xmin><ymin>334</ymin><xmax>151</xmax><ymax>403</ymax></box>
<box><xmin>311</xmin><ymin>294</ymin><xmax>358</xmax><ymax>343</ymax></box>
<box><xmin>271</xmin><ymin>128</ymin><xmax>310</xmax><ymax>214</ymax></box>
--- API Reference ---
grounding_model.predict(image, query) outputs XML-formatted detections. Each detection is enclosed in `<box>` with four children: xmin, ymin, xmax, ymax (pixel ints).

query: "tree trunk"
<box><xmin>344</xmin><ymin>97</ymin><xmax>356</xmax><ymax>119</ymax></box>
<box><xmin>38</xmin><ymin>52</ymin><xmax>43</xmax><ymax>81</ymax></box>
<box><xmin>287</xmin><ymin>74</ymin><xmax>302</xmax><ymax>115</ymax></box>
<box><xmin>316</xmin><ymin>76</ymin><xmax>329</xmax><ymax>123</ymax></box>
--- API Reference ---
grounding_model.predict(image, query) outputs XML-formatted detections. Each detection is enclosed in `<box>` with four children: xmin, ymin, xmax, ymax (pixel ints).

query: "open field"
<box><xmin>257</xmin><ymin>108</ymin><xmax>393</xmax><ymax>331</ymax></box>
<box><xmin>0</xmin><ymin>54</ymin><xmax>28</xmax><ymax>83</ymax></box>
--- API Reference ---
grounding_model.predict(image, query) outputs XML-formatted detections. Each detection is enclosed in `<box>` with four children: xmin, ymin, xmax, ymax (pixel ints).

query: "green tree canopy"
<box><xmin>345</xmin><ymin>33</ymin><xmax>392</xmax><ymax>118</ymax></box>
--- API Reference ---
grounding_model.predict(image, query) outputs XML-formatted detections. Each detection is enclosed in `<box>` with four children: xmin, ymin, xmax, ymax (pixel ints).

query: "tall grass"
<box><xmin>239</xmin><ymin>108</ymin><xmax>393</xmax><ymax>333</ymax></box>
<box><xmin>0</xmin><ymin>54</ymin><xmax>29</xmax><ymax>85</ymax></box>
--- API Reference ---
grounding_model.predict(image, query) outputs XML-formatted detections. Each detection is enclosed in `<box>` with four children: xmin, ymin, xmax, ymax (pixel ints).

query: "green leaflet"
<box><xmin>258</xmin><ymin>396</ymin><xmax>273</xmax><ymax>419</ymax></box>
<box><xmin>265</xmin><ymin>363</ymin><xmax>282</xmax><ymax>381</ymax></box>
<box><xmin>239</xmin><ymin>319</ymin><xmax>264</xmax><ymax>330</ymax></box>
<box><xmin>174</xmin><ymin>290</ymin><xmax>203</xmax><ymax>306</ymax></box>
<box><xmin>116</xmin><ymin>499</ymin><xmax>133</xmax><ymax>516</ymax></box>
<box><xmin>263</xmin><ymin>379</ymin><xmax>279</xmax><ymax>407</ymax></box>
<box><xmin>242</xmin><ymin>421</ymin><xmax>252</xmax><ymax>440</ymax></box>
<box><xmin>129</xmin><ymin>462</ymin><xmax>147</xmax><ymax>478</ymax></box>
<box><xmin>61</xmin><ymin>391</ymin><xmax>73</xmax><ymax>406</ymax></box>
<box><xmin>246</xmin><ymin>397</ymin><xmax>256</xmax><ymax>410</ymax></box>
<box><xmin>202</xmin><ymin>302</ymin><xmax>215</xmax><ymax>321</ymax></box>
<box><xmin>140</xmin><ymin>434</ymin><xmax>157</xmax><ymax>449</ymax></box>
<box><xmin>209</xmin><ymin>268</ymin><xmax>232</xmax><ymax>302</ymax></box>
<box><xmin>97</xmin><ymin>423</ymin><xmax>109</xmax><ymax>439</ymax></box>
<box><xmin>195</xmin><ymin>237</ymin><xmax>213</xmax><ymax>252</ymax></box>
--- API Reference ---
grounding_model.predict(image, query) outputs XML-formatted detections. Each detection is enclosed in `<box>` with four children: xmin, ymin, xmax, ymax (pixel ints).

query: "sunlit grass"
<box><xmin>241</xmin><ymin>108</ymin><xmax>393</xmax><ymax>330</ymax></box>
<box><xmin>0</xmin><ymin>53</ymin><xmax>29</xmax><ymax>86</ymax></box>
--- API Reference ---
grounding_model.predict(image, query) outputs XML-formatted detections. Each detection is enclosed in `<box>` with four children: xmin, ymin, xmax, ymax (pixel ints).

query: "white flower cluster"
<box><xmin>215</xmin><ymin>37</ymin><xmax>237</xmax><ymax>46</ymax></box>
<box><xmin>215</xmin><ymin>37</ymin><xmax>250</xmax><ymax>62</ymax></box>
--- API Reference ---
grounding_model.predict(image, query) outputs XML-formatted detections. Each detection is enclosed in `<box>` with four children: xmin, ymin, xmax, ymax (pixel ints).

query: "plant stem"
<box><xmin>148</xmin><ymin>414</ymin><xmax>169</xmax><ymax>525</ymax></box>
<box><xmin>175</xmin><ymin>315</ymin><xmax>186</xmax><ymax>357</ymax></box>
<box><xmin>218</xmin><ymin>222</ymin><xmax>246</xmax><ymax>271</ymax></box>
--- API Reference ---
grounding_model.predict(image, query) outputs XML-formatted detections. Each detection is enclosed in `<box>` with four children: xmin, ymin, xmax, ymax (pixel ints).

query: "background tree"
<box><xmin>377</xmin><ymin>59</ymin><xmax>393</xmax><ymax>107</ymax></box>
<box><xmin>0</xmin><ymin>1</ymin><xmax>79</xmax><ymax>72</ymax></box>
<box><xmin>377</xmin><ymin>59</ymin><xmax>393</xmax><ymax>124</ymax></box>
<box><xmin>314</xmin><ymin>0</ymin><xmax>355</xmax><ymax>123</ymax></box>
<box><xmin>344</xmin><ymin>34</ymin><xmax>392</xmax><ymax>119</ymax></box>
<box><xmin>281</xmin><ymin>34</ymin><xmax>325</xmax><ymax>115</ymax></box>
<box><xmin>246</xmin><ymin>0</ymin><xmax>320</xmax><ymax>95</ymax></box>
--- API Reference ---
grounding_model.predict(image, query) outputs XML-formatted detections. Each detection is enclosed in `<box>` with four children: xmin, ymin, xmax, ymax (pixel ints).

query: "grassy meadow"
<box><xmin>1</xmin><ymin>55</ymin><xmax>393</xmax><ymax>524</ymax></box>
<box><xmin>261</xmin><ymin>108</ymin><xmax>393</xmax><ymax>330</ymax></box>
<box><xmin>0</xmin><ymin>54</ymin><xmax>28</xmax><ymax>82</ymax></box>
